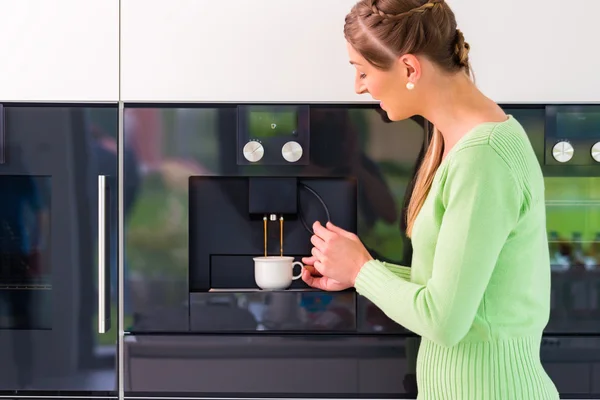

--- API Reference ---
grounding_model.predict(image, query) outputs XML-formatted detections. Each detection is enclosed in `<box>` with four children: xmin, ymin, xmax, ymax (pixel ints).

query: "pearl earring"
<box><xmin>406</xmin><ymin>82</ymin><xmax>415</xmax><ymax>90</ymax></box>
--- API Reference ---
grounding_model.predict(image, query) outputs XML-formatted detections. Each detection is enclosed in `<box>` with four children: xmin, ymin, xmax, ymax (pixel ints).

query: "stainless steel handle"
<box><xmin>98</xmin><ymin>175</ymin><xmax>111</xmax><ymax>333</ymax></box>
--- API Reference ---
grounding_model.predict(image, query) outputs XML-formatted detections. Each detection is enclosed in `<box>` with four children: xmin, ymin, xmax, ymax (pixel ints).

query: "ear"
<box><xmin>398</xmin><ymin>54</ymin><xmax>421</xmax><ymax>83</ymax></box>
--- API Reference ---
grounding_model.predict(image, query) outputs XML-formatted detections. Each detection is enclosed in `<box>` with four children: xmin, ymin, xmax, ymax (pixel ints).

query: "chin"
<box><xmin>383</xmin><ymin>107</ymin><xmax>416</xmax><ymax>122</ymax></box>
<box><xmin>382</xmin><ymin>110</ymin><xmax>407</xmax><ymax>122</ymax></box>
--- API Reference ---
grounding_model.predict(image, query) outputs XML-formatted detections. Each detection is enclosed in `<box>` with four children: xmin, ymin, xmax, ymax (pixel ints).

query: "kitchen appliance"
<box><xmin>122</xmin><ymin>104</ymin><xmax>424</xmax><ymax>398</ymax></box>
<box><xmin>0</xmin><ymin>104</ymin><xmax>119</xmax><ymax>397</ymax></box>
<box><xmin>189</xmin><ymin>175</ymin><xmax>357</xmax><ymax>292</ymax></box>
<box><xmin>121</xmin><ymin>103</ymin><xmax>600</xmax><ymax>399</ymax></box>
<box><xmin>505</xmin><ymin>105</ymin><xmax>600</xmax><ymax>397</ymax></box>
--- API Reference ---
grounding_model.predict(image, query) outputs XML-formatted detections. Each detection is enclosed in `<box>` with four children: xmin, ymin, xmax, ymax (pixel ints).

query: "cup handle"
<box><xmin>292</xmin><ymin>261</ymin><xmax>304</xmax><ymax>280</ymax></box>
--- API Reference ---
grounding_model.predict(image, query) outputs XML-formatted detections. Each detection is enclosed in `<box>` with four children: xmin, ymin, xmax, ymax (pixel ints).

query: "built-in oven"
<box><xmin>120</xmin><ymin>103</ymin><xmax>600</xmax><ymax>399</ymax></box>
<box><xmin>0</xmin><ymin>103</ymin><xmax>119</xmax><ymax>398</ymax></box>
<box><xmin>505</xmin><ymin>105</ymin><xmax>600</xmax><ymax>397</ymax></box>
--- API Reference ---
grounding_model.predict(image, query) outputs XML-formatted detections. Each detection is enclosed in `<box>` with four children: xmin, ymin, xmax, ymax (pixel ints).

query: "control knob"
<box><xmin>243</xmin><ymin>141</ymin><xmax>264</xmax><ymax>162</ymax></box>
<box><xmin>552</xmin><ymin>141</ymin><xmax>574</xmax><ymax>163</ymax></box>
<box><xmin>281</xmin><ymin>141</ymin><xmax>303</xmax><ymax>163</ymax></box>
<box><xmin>591</xmin><ymin>141</ymin><xmax>600</xmax><ymax>163</ymax></box>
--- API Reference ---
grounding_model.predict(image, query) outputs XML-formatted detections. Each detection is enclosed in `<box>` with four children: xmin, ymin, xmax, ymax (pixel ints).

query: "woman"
<box><xmin>300</xmin><ymin>0</ymin><xmax>560</xmax><ymax>398</ymax></box>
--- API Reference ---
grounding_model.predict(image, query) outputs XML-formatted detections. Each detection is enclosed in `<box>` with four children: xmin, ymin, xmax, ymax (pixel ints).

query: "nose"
<box><xmin>355</xmin><ymin>81</ymin><xmax>367</xmax><ymax>95</ymax></box>
<box><xmin>354</xmin><ymin>74</ymin><xmax>367</xmax><ymax>95</ymax></box>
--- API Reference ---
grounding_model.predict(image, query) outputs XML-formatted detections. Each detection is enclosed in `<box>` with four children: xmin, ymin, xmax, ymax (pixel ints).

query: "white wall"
<box><xmin>2</xmin><ymin>0</ymin><xmax>598</xmax><ymax>103</ymax></box>
<box><xmin>0</xmin><ymin>0</ymin><xmax>119</xmax><ymax>102</ymax></box>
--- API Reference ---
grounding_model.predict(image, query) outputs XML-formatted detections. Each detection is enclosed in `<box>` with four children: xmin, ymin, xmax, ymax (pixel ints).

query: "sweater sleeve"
<box><xmin>381</xmin><ymin>262</ymin><xmax>411</xmax><ymax>280</ymax></box>
<box><xmin>354</xmin><ymin>144</ymin><xmax>522</xmax><ymax>347</ymax></box>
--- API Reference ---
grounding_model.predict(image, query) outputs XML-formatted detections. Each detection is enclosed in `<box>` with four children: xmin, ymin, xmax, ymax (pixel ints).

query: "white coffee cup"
<box><xmin>253</xmin><ymin>256</ymin><xmax>304</xmax><ymax>290</ymax></box>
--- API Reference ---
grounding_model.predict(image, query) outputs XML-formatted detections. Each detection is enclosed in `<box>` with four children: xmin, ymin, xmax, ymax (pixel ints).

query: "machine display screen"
<box><xmin>247</xmin><ymin>107</ymin><xmax>298</xmax><ymax>138</ymax></box>
<box><xmin>556</xmin><ymin>110</ymin><xmax>600</xmax><ymax>138</ymax></box>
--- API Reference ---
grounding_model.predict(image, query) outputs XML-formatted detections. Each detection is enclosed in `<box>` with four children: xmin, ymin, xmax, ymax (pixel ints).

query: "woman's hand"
<box><xmin>300</xmin><ymin>266</ymin><xmax>353</xmax><ymax>291</ymax></box>
<box><xmin>301</xmin><ymin>221</ymin><xmax>373</xmax><ymax>290</ymax></box>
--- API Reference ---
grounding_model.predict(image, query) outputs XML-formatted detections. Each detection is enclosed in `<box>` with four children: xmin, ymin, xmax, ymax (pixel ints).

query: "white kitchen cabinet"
<box><xmin>451</xmin><ymin>0</ymin><xmax>600</xmax><ymax>103</ymax></box>
<box><xmin>0</xmin><ymin>0</ymin><xmax>119</xmax><ymax>102</ymax></box>
<box><xmin>121</xmin><ymin>0</ymin><xmax>599</xmax><ymax>104</ymax></box>
<box><xmin>120</xmin><ymin>0</ymin><xmax>361</xmax><ymax>103</ymax></box>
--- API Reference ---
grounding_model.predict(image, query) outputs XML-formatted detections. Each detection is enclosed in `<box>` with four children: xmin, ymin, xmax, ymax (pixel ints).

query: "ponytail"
<box><xmin>405</xmin><ymin>126</ymin><xmax>444</xmax><ymax>237</ymax></box>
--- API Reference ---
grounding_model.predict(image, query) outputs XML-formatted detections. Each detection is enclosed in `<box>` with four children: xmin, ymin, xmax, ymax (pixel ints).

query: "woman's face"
<box><xmin>346</xmin><ymin>42</ymin><xmax>421</xmax><ymax>122</ymax></box>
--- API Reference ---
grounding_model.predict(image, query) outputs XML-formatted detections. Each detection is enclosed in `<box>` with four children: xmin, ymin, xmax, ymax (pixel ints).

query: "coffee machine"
<box><xmin>189</xmin><ymin>175</ymin><xmax>357</xmax><ymax>292</ymax></box>
<box><xmin>187</xmin><ymin>106</ymin><xmax>353</xmax><ymax>285</ymax></box>
<box><xmin>122</xmin><ymin>104</ymin><xmax>425</xmax><ymax>397</ymax></box>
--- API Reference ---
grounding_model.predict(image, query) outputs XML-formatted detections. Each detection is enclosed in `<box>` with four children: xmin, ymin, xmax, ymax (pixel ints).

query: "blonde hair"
<box><xmin>343</xmin><ymin>0</ymin><xmax>473</xmax><ymax>236</ymax></box>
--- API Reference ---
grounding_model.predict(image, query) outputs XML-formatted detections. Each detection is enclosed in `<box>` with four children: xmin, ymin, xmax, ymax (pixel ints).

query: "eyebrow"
<box><xmin>349</xmin><ymin>60</ymin><xmax>362</xmax><ymax>66</ymax></box>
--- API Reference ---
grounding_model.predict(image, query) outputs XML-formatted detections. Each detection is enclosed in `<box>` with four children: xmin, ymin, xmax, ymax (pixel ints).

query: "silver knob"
<box><xmin>243</xmin><ymin>141</ymin><xmax>264</xmax><ymax>162</ymax></box>
<box><xmin>591</xmin><ymin>141</ymin><xmax>600</xmax><ymax>163</ymax></box>
<box><xmin>281</xmin><ymin>141</ymin><xmax>303</xmax><ymax>163</ymax></box>
<box><xmin>552</xmin><ymin>141</ymin><xmax>574</xmax><ymax>163</ymax></box>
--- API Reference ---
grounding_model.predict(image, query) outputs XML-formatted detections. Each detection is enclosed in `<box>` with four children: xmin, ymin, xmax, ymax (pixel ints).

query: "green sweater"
<box><xmin>354</xmin><ymin>116</ymin><xmax>560</xmax><ymax>399</ymax></box>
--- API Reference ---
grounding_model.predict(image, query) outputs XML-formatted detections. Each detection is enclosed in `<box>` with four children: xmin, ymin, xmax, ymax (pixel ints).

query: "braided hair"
<box><xmin>345</xmin><ymin>0</ymin><xmax>471</xmax><ymax>75</ymax></box>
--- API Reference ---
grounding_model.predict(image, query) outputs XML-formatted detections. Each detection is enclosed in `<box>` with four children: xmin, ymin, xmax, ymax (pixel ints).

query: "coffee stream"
<box><xmin>263</xmin><ymin>216</ymin><xmax>267</xmax><ymax>257</ymax></box>
<box><xmin>263</xmin><ymin>215</ymin><xmax>284</xmax><ymax>257</ymax></box>
<box><xmin>280</xmin><ymin>216</ymin><xmax>284</xmax><ymax>256</ymax></box>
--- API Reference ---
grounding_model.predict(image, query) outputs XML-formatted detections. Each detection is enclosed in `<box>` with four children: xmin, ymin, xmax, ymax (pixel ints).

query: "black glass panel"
<box><xmin>542</xmin><ymin>336</ymin><xmax>600</xmax><ymax>397</ymax></box>
<box><xmin>123</xmin><ymin>104</ymin><xmax>600</xmax><ymax>399</ymax></box>
<box><xmin>546</xmin><ymin>176</ymin><xmax>600</xmax><ymax>333</ymax></box>
<box><xmin>0</xmin><ymin>175</ymin><xmax>51</xmax><ymax>330</ymax></box>
<box><xmin>120</xmin><ymin>334</ymin><xmax>600</xmax><ymax>398</ymax></box>
<box><xmin>0</xmin><ymin>104</ymin><xmax>118</xmax><ymax>395</ymax></box>
<box><xmin>123</xmin><ymin>105</ymin><xmax>424</xmax><ymax>334</ymax></box>
<box><xmin>188</xmin><ymin>291</ymin><xmax>357</xmax><ymax>332</ymax></box>
<box><xmin>123</xmin><ymin>334</ymin><xmax>419</xmax><ymax>398</ymax></box>
<box><xmin>503</xmin><ymin>106</ymin><xmax>600</xmax><ymax>335</ymax></box>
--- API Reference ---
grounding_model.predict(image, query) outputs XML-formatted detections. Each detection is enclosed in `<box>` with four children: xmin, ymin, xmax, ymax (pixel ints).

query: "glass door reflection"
<box><xmin>546</xmin><ymin>176</ymin><xmax>600</xmax><ymax>333</ymax></box>
<box><xmin>0</xmin><ymin>104</ymin><xmax>118</xmax><ymax>396</ymax></box>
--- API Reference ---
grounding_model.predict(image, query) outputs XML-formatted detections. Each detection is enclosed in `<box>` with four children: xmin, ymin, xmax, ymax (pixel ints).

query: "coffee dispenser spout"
<box><xmin>263</xmin><ymin>214</ymin><xmax>285</xmax><ymax>257</ymax></box>
<box><xmin>279</xmin><ymin>215</ymin><xmax>284</xmax><ymax>256</ymax></box>
<box><xmin>263</xmin><ymin>215</ymin><xmax>268</xmax><ymax>257</ymax></box>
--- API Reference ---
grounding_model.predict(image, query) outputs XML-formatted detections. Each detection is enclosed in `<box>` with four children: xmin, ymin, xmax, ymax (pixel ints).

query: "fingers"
<box><xmin>301</xmin><ymin>268</ymin><xmax>327</xmax><ymax>290</ymax></box>
<box><xmin>314</xmin><ymin>220</ymin><xmax>356</xmax><ymax>241</ymax></box>
<box><xmin>304</xmin><ymin>264</ymin><xmax>323</xmax><ymax>277</ymax></box>
<box><xmin>313</xmin><ymin>221</ymin><xmax>336</xmax><ymax>241</ymax></box>
<box><xmin>303</xmin><ymin>249</ymin><xmax>325</xmax><ymax>273</ymax></box>
<box><xmin>313</xmin><ymin>259</ymin><xmax>325</xmax><ymax>275</ymax></box>
<box><xmin>302</xmin><ymin>255</ymin><xmax>317</xmax><ymax>265</ymax></box>
<box><xmin>311</xmin><ymin>247</ymin><xmax>324</xmax><ymax>262</ymax></box>
<box><xmin>326</xmin><ymin>221</ymin><xmax>356</xmax><ymax>239</ymax></box>
<box><xmin>310</xmin><ymin>234</ymin><xmax>326</xmax><ymax>251</ymax></box>
<box><xmin>304</xmin><ymin>249</ymin><xmax>325</xmax><ymax>272</ymax></box>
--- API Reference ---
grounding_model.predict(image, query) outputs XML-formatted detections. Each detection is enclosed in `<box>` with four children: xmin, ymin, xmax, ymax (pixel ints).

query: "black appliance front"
<box><xmin>122</xmin><ymin>104</ymin><xmax>424</xmax><ymax>398</ymax></box>
<box><xmin>0</xmin><ymin>104</ymin><xmax>119</xmax><ymax>397</ymax></box>
<box><xmin>188</xmin><ymin>176</ymin><xmax>357</xmax><ymax>291</ymax></box>
<box><xmin>505</xmin><ymin>105</ymin><xmax>600</xmax><ymax>398</ymax></box>
<box><xmin>122</xmin><ymin>104</ymin><xmax>600</xmax><ymax>399</ymax></box>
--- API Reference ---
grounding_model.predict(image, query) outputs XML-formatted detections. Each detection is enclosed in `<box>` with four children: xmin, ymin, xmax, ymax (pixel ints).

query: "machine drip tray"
<box><xmin>189</xmin><ymin>291</ymin><xmax>357</xmax><ymax>332</ymax></box>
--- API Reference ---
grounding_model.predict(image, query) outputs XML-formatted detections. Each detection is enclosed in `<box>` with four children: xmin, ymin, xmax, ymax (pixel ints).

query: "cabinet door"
<box><xmin>121</xmin><ymin>0</ymin><xmax>598</xmax><ymax>104</ymax></box>
<box><xmin>120</xmin><ymin>0</ymin><xmax>361</xmax><ymax>102</ymax></box>
<box><xmin>452</xmin><ymin>0</ymin><xmax>599</xmax><ymax>103</ymax></box>
<box><xmin>0</xmin><ymin>104</ymin><xmax>118</xmax><ymax>396</ymax></box>
<box><xmin>0</xmin><ymin>1</ymin><xmax>119</xmax><ymax>102</ymax></box>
